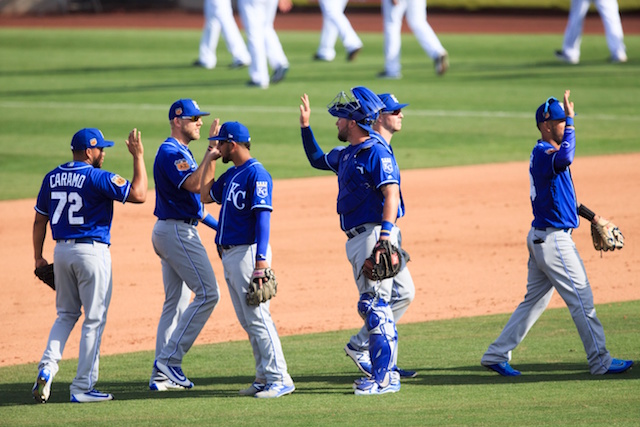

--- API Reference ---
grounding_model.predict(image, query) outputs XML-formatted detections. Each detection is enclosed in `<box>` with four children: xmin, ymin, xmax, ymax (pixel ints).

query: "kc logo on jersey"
<box><xmin>381</xmin><ymin>158</ymin><xmax>394</xmax><ymax>174</ymax></box>
<box><xmin>227</xmin><ymin>182</ymin><xmax>246</xmax><ymax>210</ymax></box>
<box><xmin>174</xmin><ymin>158</ymin><xmax>191</xmax><ymax>171</ymax></box>
<box><xmin>256</xmin><ymin>181</ymin><xmax>268</xmax><ymax>198</ymax></box>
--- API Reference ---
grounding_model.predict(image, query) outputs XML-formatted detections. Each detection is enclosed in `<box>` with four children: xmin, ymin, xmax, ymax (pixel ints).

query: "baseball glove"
<box><xmin>34</xmin><ymin>264</ymin><xmax>55</xmax><ymax>291</ymax></box>
<box><xmin>246</xmin><ymin>267</ymin><xmax>278</xmax><ymax>306</ymax></box>
<box><xmin>591</xmin><ymin>218</ymin><xmax>624</xmax><ymax>252</ymax></box>
<box><xmin>361</xmin><ymin>240</ymin><xmax>402</xmax><ymax>281</ymax></box>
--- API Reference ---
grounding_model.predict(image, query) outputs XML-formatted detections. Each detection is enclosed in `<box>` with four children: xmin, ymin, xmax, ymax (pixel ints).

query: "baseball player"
<box><xmin>32</xmin><ymin>127</ymin><xmax>147</xmax><ymax>403</ymax></box>
<box><xmin>555</xmin><ymin>0</ymin><xmax>627</xmax><ymax>64</ymax></box>
<box><xmin>150</xmin><ymin>99</ymin><xmax>221</xmax><ymax>391</ymax></box>
<box><xmin>238</xmin><ymin>0</ymin><xmax>290</xmax><ymax>88</ymax></box>
<box><xmin>200</xmin><ymin>121</ymin><xmax>295</xmax><ymax>398</ymax></box>
<box><xmin>299</xmin><ymin>87</ymin><xmax>408</xmax><ymax>395</ymax></box>
<box><xmin>379</xmin><ymin>0</ymin><xmax>448</xmax><ymax>79</ymax></box>
<box><xmin>481</xmin><ymin>90</ymin><xmax>634</xmax><ymax>376</ymax></box>
<box><xmin>341</xmin><ymin>93</ymin><xmax>418</xmax><ymax>379</ymax></box>
<box><xmin>194</xmin><ymin>0</ymin><xmax>252</xmax><ymax>70</ymax></box>
<box><xmin>314</xmin><ymin>0</ymin><xmax>363</xmax><ymax>62</ymax></box>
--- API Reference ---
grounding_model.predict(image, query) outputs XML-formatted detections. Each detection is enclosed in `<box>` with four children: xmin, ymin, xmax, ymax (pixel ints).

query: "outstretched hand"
<box><xmin>299</xmin><ymin>93</ymin><xmax>311</xmax><ymax>128</ymax></box>
<box><xmin>563</xmin><ymin>90</ymin><xmax>574</xmax><ymax>118</ymax></box>
<box><xmin>126</xmin><ymin>128</ymin><xmax>144</xmax><ymax>158</ymax></box>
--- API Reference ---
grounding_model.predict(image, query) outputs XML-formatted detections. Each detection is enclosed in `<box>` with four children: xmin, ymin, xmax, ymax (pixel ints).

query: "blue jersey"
<box><xmin>210</xmin><ymin>158</ymin><xmax>273</xmax><ymax>246</ymax></box>
<box><xmin>326</xmin><ymin>138</ymin><xmax>404</xmax><ymax>231</ymax></box>
<box><xmin>529</xmin><ymin>138</ymin><xmax>579</xmax><ymax>229</ymax></box>
<box><xmin>153</xmin><ymin>137</ymin><xmax>204</xmax><ymax>221</ymax></box>
<box><xmin>35</xmin><ymin>161</ymin><xmax>131</xmax><ymax>244</ymax></box>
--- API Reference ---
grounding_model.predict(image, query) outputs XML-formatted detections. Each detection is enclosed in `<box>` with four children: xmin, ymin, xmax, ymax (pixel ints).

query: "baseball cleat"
<box><xmin>192</xmin><ymin>59</ymin><xmax>214</xmax><ymax>70</ymax></box>
<box><xmin>434</xmin><ymin>52</ymin><xmax>449</xmax><ymax>75</ymax></box>
<box><xmin>246</xmin><ymin>80</ymin><xmax>269</xmax><ymax>89</ymax></box>
<box><xmin>254</xmin><ymin>382</ymin><xmax>295</xmax><ymax>398</ymax></box>
<box><xmin>149</xmin><ymin>379</ymin><xmax>187</xmax><ymax>391</ymax></box>
<box><xmin>229</xmin><ymin>59</ymin><xmax>250</xmax><ymax>69</ymax></box>
<box><xmin>395</xmin><ymin>367</ymin><xmax>418</xmax><ymax>378</ymax></box>
<box><xmin>376</xmin><ymin>71</ymin><xmax>402</xmax><ymax>80</ymax></box>
<box><xmin>605</xmin><ymin>359</ymin><xmax>633</xmax><ymax>374</ymax></box>
<box><xmin>347</xmin><ymin>47</ymin><xmax>362</xmax><ymax>62</ymax></box>
<box><xmin>154</xmin><ymin>360</ymin><xmax>194</xmax><ymax>388</ymax></box>
<box><xmin>32</xmin><ymin>368</ymin><xmax>52</xmax><ymax>403</ymax></box>
<box><xmin>239</xmin><ymin>381</ymin><xmax>266</xmax><ymax>396</ymax></box>
<box><xmin>270</xmin><ymin>66</ymin><xmax>289</xmax><ymax>84</ymax></box>
<box><xmin>554</xmin><ymin>50</ymin><xmax>579</xmax><ymax>65</ymax></box>
<box><xmin>610</xmin><ymin>53</ymin><xmax>628</xmax><ymax>64</ymax></box>
<box><xmin>354</xmin><ymin>378</ymin><xmax>400</xmax><ymax>395</ymax></box>
<box><xmin>313</xmin><ymin>53</ymin><xmax>332</xmax><ymax>62</ymax></box>
<box><xmin>484</xmin><ymin>361</ymin><xmax>521</xmax><ymax>376</ymax></box>
<box><xmin>344</xmin><ymin>344</ymin><xmax>372</xmax><ymax>377</ymax></box>
<box><xmin>70</xmin><ymin>389</ymin><xmax>113</xmax><ymax>403</ymax></box>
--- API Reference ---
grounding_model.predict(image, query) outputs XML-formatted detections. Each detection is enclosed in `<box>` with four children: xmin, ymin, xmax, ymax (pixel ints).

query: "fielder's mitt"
<box><xmin>361</xmin><ymin>240</ymin><xmax>401</xmax><ymax>281</ymax></box>
<box><xmin>35</xmin><ymin>264</ymin><xmax>55</xmax><ymax>291</ymax></box>
<box><xmin>591</xmin><ymin>218</ymin><xmax>624</xmax><ymax>252</ymax></box>
<box><xmin>246</xmin><ymin>267</ymin><xmax>278</xmax><ymax>306</ymax></box>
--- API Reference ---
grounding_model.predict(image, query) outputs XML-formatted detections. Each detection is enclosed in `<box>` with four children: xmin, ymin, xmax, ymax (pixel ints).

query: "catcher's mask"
<box><xmin>328</xmin><ymin>86</ymin><xmax>385</xmax><ymax>134</ymax></box>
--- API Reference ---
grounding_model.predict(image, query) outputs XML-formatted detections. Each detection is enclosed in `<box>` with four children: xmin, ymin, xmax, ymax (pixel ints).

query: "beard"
<box><xmin>337</xmin><ymin>127</ymin><xmax>349</xmax><ymax>142</ymax></box>
<box><xmin>92</xmin><ymin>157</ymin><xmax>102</xmax><ymax>168</ymax></box>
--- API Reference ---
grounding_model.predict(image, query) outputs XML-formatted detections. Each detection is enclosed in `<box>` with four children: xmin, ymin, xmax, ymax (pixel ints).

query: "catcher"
<box><xmin>481</xmin><ymin>90</ymin><xmax>633</xmax><ymax>377</ymax></box>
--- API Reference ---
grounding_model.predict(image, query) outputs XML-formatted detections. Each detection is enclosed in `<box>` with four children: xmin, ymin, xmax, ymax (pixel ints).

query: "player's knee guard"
<box><xmin>358</xmin><ymin>294</ymin><xmax>398</xmax><ymax>386</ymax></box>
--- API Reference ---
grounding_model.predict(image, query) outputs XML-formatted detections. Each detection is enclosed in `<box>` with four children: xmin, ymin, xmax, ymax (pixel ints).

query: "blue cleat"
<box><xmin>484</xmin><ymin>361</ymin><xmax>521</xmax><ymax>376</ymax></box>
<box><xmin>605</xmin><ymin>359</ymin><xmax>633</xmax><ymax>374</ymax></box>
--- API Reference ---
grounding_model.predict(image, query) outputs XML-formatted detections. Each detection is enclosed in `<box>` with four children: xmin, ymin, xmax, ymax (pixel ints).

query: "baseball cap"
<box><xmin>208</xmin><ymin>121</ymin><xmax>251</xmax><ymax>143</ymax></box>
<box><xmin>535</xmin><ymin>97</ymin><xmax>566</xmax><ymax>124</ymax></box>
<box><xmin>377</xmin><ymin>93</ymin><xmax>409</xmax><ymax>113</ymax></box>
<box><xmin>70</xmin><ymin>128</ymin><xmax>114</xmax><ymax>150</ymax></box>
<box><xmin>169</xmin><ymin>98</ymin><xmax>210</xmax><ymax>120</ymax></box>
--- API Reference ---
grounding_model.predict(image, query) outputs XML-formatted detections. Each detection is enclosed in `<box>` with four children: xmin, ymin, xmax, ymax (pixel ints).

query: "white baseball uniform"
<box><xmin>238</xmin><ymin>0</ymin><xmax>289</xmax><ymax>87</ymax></box>
<box><xmin>381</xmin><ymin>0</ymin><xmax>446</xmax><ymax>77</ymax></box>
<box><xmin>561</xmin><ymin>0</ymin><xmax>627</xmax><ymax>63</ymax></box>
<box><xmin>198</xmin><ymin>0</ymin><xmax>252</xmax><ymax>69</ymax></box>
<box><xmin>315</xmin><ymin>0</ymin><xmax>363</xmax><ymax>61</ymax></box>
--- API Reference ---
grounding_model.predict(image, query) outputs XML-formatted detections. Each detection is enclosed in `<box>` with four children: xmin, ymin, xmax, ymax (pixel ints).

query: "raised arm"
<box><xmin>125</xmin><ymin>128</ymin><xmax>148</xmax><ymax>203</ymax></box>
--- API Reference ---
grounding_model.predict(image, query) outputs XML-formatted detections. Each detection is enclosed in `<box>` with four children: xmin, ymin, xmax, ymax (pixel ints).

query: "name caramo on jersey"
<box><xmin>50</xmin><ymin>172</ymin><xmax>86</xmax><ymax>189</ymax></box>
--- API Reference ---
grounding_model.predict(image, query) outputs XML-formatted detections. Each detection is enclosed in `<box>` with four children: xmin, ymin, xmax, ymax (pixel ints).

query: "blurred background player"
<box><xmin>379</xmin><ymin>0</ymin><xmax>448</xmax><ymax>79</ymax></box>
<box><xmin>150</xmin><ymin>99</ymin><xmax>221</xmax><ymax>391</ymax></box>
<box><xmin>194</xmin><ymin>0</ymin><xmax>252</xmax><ymax>69</ymax></box>
<box><xmin>200</xmin><ymin>121</ymin><xmax>295</xmax><ymax>398</ymax></box>
<box><xmin>313</xmin><ymin>0</ymin><xmax>363</xmax><ymax>62</ymax></box>
<box><xmin>238</xmin><ymin>0</ymin><xmax>291</xmax><ymax>88</ymax></box>
<box><xmin>555</xmin><ymin>0</ymin><xmax>627</xmax><ymax>64</ymax></box>
<box><xmin>32</xmin><ymin>127</ymin><xmax>147</xmax><ymax>403</ymax></box>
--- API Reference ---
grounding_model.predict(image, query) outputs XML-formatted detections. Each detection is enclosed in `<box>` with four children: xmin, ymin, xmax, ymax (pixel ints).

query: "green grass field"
<box><xmin>0</xmin><ymin>28</ymin><xmax>639</xmax><ymax>199</ymax></box>
<box><xmin>1</xmin><ymin>26</ymin><xmax>639</xmax><ymax>425</ymax></box>
<box><xmin>1</xmin><ymin>301</ymin><xmax>638</xmax><ymax>425</ymax></box>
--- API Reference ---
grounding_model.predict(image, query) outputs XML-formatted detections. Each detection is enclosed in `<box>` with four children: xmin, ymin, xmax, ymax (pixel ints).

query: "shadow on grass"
<box><xmin>3</xmin><ymin>364</ymin><xmax>636</xmax><ymax>406</ymax></box>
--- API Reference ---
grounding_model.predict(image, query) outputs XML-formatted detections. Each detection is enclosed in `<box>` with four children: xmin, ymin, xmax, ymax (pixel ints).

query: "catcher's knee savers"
<box><xmin>358</xmin><ymin>293</ymin><xmax>398</xmax><ymax>386</ymax></box>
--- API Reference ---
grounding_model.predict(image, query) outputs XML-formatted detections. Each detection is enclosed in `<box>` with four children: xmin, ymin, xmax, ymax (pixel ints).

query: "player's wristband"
<box><xmin>380</xmin><ymin>220</ymin><xmax>394</xmax><ymax>237</ymax></box>
<box><xmin>201</xmin><ymin>213</ymin><xmax>218</xmax><ymax>231</ymax></box>
<box><xmin>565</xmin><ymin>117</ymin><xmax>574</xmax><ymax>126</ymax></box>
<box><xmin>578</xmin><ymin>204</ymin><xmax>596</xmax><ymax>222</ymax></box>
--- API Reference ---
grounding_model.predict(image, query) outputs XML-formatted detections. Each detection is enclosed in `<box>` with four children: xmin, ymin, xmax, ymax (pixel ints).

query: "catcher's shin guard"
<box><xmin>358</xmin><ymin>294</ymin><xmax>398</xmax><ymax>386</ymax></box>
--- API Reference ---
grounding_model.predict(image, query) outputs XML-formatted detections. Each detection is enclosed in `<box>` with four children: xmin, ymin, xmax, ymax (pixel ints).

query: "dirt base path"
<box><xmin>2</xmin><ymin>154</ymin><xmax>638</xmax><ymax>367</ymax></box>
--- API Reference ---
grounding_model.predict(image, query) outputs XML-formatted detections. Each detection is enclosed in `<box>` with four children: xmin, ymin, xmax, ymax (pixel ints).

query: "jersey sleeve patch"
<box><xmin>381</xmin><ymin>157</ymin><xmax>394</xmax><ymax>174</ymax></box>
<box><xmin>256</xmin><ymin>180</ymin><xmax>269</xmax><ymax>198</ymax></box>
<box><xmin>174</xmin><ymin>158</ymin><xmax>191</xmax><ymax>171</ymax></box>
<box><xmin>111</xmin><ymin>174</ymin><xmax>127</xmax><ymax>187</ymax></box>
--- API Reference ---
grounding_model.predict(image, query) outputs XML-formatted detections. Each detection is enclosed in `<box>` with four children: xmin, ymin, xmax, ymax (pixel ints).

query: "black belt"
<box><xmin>535</xmin><ymin>227</ymin><xmax>572</xmax><ymax>233</ymax></box>
<box><xmin>217</xmin><ymin>244</ymin><xmax>235</xmax><ymax>250</ymax></box>
<box><xmin>57</xmin><ymin>238</ymin><xmax>95</xmax><ymax>244</ymax></box>
<box><xmin>183</xmin><ymin>219</ymin><xmax>198</xmax><ymax>226</ymax></box>
<box><xmin>345</xmin><ymin>225</ymin><xmax>367</xmax><ymax>239</ymax></box>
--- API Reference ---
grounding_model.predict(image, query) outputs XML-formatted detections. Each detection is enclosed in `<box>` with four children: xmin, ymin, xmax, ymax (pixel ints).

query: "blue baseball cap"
<box><xmin>71</xmin><ymin>128</ymin><xmax>114</xmax><ymax>150</ymax></box>
<box><xmin>377</xmin><ymin>93</ymin><xmax>409</xmax><ymax>112</ymax></box>
<box><xmin>169</xmin><ymin>98</ymin><xmax>210</xmax><ymax>120</ymax></box>
<box><xmin>535</xmin><ymin>97</ymin><xmax>566</xmax><ymax>124</ymax></box>
<box><xmin>208</xmin><ymin>121</ymin><xmax>251</xmax><ymax>143</ymax></box>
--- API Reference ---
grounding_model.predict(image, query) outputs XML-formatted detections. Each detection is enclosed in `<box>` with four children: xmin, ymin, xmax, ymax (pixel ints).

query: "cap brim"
<box><xmin>97</xmin><ymin>140</ymin><xmax>115</xmax><ymax>148</ymax></box>
<box><xmin>208</xmin><ymin>135</ymin><xmax>224</xmax><ymax>141</ymax></box>
<box><xmin>384</xmin><ymin>103</ymin><xmax>409</xmax><ymax>111</ymax></box>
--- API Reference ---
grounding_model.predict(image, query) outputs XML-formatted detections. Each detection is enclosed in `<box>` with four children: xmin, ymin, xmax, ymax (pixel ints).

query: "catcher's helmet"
<box><xmin>327</xmin><ymin>86</ymin><xmax>385</xmax><ymax>133</ymax></box>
